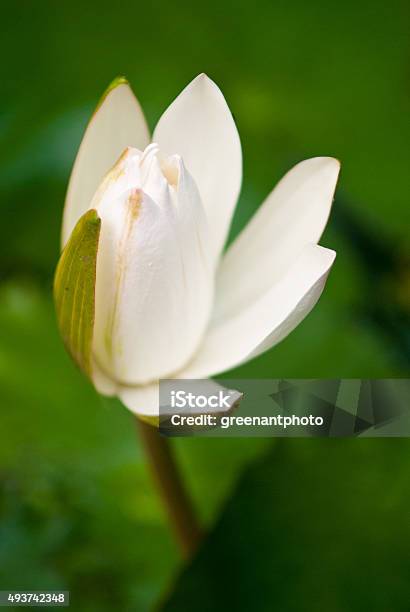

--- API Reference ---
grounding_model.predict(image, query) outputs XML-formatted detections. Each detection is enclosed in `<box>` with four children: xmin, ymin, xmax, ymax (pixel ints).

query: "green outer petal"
<box><xmin>54</xmin><ymin>209</ymin><xmax>101</xmax><ymax>377</ymax></box>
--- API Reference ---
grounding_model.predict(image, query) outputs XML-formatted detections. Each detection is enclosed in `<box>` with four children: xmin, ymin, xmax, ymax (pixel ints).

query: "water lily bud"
<box><xmin>55</xmin><ymin>74</ymin><xmax>340</xmax><ymax>418</ymax></box>
<box><xmin>91</xmin><ymin>144</ymin><xmax>213</xmax><ymax>386</ymax></box>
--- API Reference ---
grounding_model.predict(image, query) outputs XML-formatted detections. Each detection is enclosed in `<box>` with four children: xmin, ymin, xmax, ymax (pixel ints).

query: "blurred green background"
<box><xmin>0</xmin><ymin>0</ymin><xmax>409</xmax><ymax>610</ymax></box>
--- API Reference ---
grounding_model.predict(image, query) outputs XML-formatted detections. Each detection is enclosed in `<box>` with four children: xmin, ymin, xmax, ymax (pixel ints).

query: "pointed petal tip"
<box><xmin>317</xmin><ymin>244</ymin><xmax>337</xmax><ymax>265</ymax></box>
<box><xmin>106</xmin><ymin>75</ymin><xmax>130</xmax><ymax>91</ymax></box>
<box><xmin>94</xmin><ymin>76</ymin><xmax>131</xmax><ymax>113</ymax></box>
<box><xmin>190</xmin><ymin>72</ymin><xmax>220</xmax><ymax>92</ymax></box>
<box><xmin>321</xmin><ymin>156</ymin><xmax>341</xmax><ymax>171</ymax></box>
<box><xmin>328</xmin><ymin>247</ymin><xmax>337</xmax><ymax>263</ymax></box>
<box><xmin>301</xmin><ymin>156</ymin><xmax>341</xmax><ymax>172</ymax></box>
<box><xmin>291</xmin><ymin>156</ymin><xmax>341</xmax><ymax>207</ymax></box>
<box><xmin>317</xmin><ymin>156</ymin><xmax>341</xmax><ymax>181</ymax></box>
<box><xmin>195</xmin><ymin>72</ymin><xmax>210</xmax><ymax>81</ymax></box>
<box><xmin>87</xmin><ymin>208</ymin><xmax>101</xmax><ymax>226</ymax></box>
<box><xmin>153</xmin><ymin>71</ymin><xmax>242</xmax><ymax>260</ymax></box>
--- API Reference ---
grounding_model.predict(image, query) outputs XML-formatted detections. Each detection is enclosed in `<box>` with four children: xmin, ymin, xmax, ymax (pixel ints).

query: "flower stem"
<box><xmin>136</xmin><ymin>419</ymin><xmax>203</xmax><ymax>559</ymax></box>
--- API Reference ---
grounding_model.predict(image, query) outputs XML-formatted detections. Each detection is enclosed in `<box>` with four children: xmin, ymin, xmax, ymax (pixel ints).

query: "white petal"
<box><xmin>92</xmin><ymin>156</ymin><xmax>213</xmax><ymax>386</ymax></box>
<box><xmin>119</xmin><ymin>382</ymin><xmax>159</xmax><ymax>417</ymax></box>
<box><xmin>91</xmin><ymin>146</ymin><xmax>142</xmax><ymax>207</ymax></box>
<box><xmin>92</xmin><ymin>358</ymin><xmax>117</xmax><ymax>396</ymax></box>
<box><xmin>62</xmin><ymin>78</ymin><xmax>150</xmax><ymax>247</ymax></box>
<box><xmin>216</xmin><ymin>157</ymin><xmax>340</xmax><ymax>318</ymax></box>
<box><xmin>153</xmin><ymin>74</ymin><xmax>242</xmax><ymax>262</ymax></box>
<box><xmin>180</xmin><ymin>244</ymin><xmax>336</xmax><ymax>378</ymax></box>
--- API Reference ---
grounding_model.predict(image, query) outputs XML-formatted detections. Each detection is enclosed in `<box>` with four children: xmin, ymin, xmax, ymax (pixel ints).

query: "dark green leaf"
<box><xmin>163</xmin><ymin>439</ymin><xmax>410</xmax><ymax>612</ymax></box>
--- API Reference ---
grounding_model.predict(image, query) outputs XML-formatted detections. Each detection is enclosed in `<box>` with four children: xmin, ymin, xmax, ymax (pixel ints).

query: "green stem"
<box><xmin>136</xmin><ymin>419</ymin><xmax>203</xmax><ymax>559</ymax></box>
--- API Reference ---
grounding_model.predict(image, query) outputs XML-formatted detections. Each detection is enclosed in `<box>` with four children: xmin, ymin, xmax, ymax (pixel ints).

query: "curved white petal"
<box><xmin>91</xmin><ymin>146</ymin><xmax>143</xmax><ymax>207</ymax></box>
<box><xmin>92</xmin><ymin>149</ymin><xmax>213</xmax><ymax>386</ymax></box>
<box><xmin>119</xmin><ymin>382</ymin><xmax>159</xmax><ymax>417</ymax></box>
<box><xmin>216</xmin><ymin>157</ymin><xmax>340</xmax><ymax>318</ymax></box>
<box><xmin>92</xmin><ymin>358</ymin><xmax>117</xmax><ymax>396</ymax></box>
<box><xmin>62</xmin><ymin>78</ymin><xmax>150</xmax><ymax>247</ymax></box>
<box><xmin>153</xmin><ymin>74</ymin><xmax>242</xmax><ymax>262</ymax></box>
<box><xmin>180</xmin><ymin>244</ymin><xmax>336</xmax><ymax>378</ymax></box>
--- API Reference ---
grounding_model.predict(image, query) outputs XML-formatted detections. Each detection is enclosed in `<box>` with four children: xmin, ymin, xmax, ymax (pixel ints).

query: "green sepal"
<box><xmin>136</xmin><ymin>414</ymin><xmax>160</xmax><ymax>427</ymax></box>
<box><xmin>54</xmin><ymin>209</ymin><xmax>101</xmax><ymax>377</ymax></box>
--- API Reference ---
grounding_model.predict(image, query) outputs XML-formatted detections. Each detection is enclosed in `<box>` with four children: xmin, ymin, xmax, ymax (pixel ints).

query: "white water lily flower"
<box><xmin>55</xmin><ymin>74</ymin><xmax>340</xmax><ymax>418</ymax></box>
